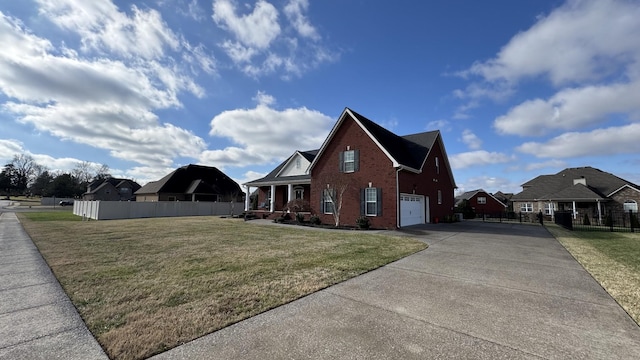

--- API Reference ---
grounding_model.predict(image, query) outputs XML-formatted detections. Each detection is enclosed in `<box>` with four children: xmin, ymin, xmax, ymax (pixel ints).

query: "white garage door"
<box><xmin>400</xmin><ymin>194</ymin><xmax>425</xmax><ymax>227</ymax></box>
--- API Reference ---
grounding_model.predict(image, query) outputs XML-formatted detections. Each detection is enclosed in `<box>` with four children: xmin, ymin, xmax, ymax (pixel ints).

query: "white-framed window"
<box><xmin>624</xmin><ymin>200</ymin><xmax>638</xmax><ymax>213</ymax></box>
<box><xmin>365</xmin><ymin>188</ymin><xmax>377</xmax><ymax>216</ymax></box>
<box><xmin>295</xmin><ymin>158</ymin><xmax>301</xmax><ymax>169</ymax></box>
<box><xmin>294</xmin><ymin>186</ymin><xmax>304</xmax><ymax>200</ymax></box>
<box><xmin>343</xmin><ymin>150</ymin><xmax>355</xmax><ymax>172</ymax></box>
<box><xmin>339</xmin><ymin>149</ymin><xmax>359</xmax><ymax>173</ymax></box>
<box><xmin>544</xmin><ymin>203</ymin><xmax>556</xmax><ymax>215</ymax></box>
<box><xmin>435</xmin><ymin>156</ymin><xmax>440</xmax><ymax>174</ymax></box>
<box><xmin>437</xmin><ymin>190</ymin><xmax>442</xmax><ymax>204</ymax></box>
<box><xmin>323</xmin><ymin>189</ymin><xmax>334</xmax><ymax>214</ymax></box>
<box><xmin>477</xmin><ymin>196</ymin><xmax>486</xmax><ymax>204</ymax></box>
<box><xmin>521</xmin><ymin>203</ymin><xmax>533</xmax><ymax>212</ymax></box>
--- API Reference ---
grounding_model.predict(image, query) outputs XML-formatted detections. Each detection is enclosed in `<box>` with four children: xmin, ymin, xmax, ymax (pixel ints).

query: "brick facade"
<box><xmin>610</xmin><ymin>186</ymin><xmax>640</xmax><ymax>213</ymax></box>
<box><xmin>310</xmin><ymin>115</ymin><xmax>455</xmax><ymax>229</ymax></box>
<box><xmin>310</xmin><ymin>116</ymin><xmax>398</xmax><ymax>228</ymax></box>
<box><xmin>398</xmin><ymin>139</ymin><xmax>455</xmax><ymax>223</ymax></box>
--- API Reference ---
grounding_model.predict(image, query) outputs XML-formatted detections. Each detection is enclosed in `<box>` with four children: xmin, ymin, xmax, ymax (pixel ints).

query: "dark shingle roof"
<box><xmin>135</xmin><ymin>165</ymin><xmax>240</xmax><ymax>195</ymax></box>
<box><xmin>348</xmin><ymin>109</ymin><xmax>438</xmax><ymax>170</ymax></box>
<box><xmin>85</xmin><ymin>178</ymin><xmax>140</xmax><ymax>195</ymax></box>
<box><xmin>512</xmin><ymin>167</ymin><xmax>639</xmax><ymax>201</ymax></box>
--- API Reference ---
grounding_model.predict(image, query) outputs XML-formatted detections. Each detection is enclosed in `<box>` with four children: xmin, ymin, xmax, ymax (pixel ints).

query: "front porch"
<box><xmin>244</xmin><ymin>182</ymin><xmax>312</xmax><ymax>214</ymax></box>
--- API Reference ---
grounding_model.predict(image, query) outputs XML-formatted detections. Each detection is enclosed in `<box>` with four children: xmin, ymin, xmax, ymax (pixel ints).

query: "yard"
<box><xmin>18</xmin><ymin>213</ymin><xmax>427</xmax><ymax>360</ymax></box>
<box><xmin>547</xmin><ymin>224</ymin><xmax>640</xmax><ymax>325</ymax></box>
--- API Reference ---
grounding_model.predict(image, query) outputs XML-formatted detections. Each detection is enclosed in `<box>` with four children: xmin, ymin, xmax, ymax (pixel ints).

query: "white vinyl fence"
<box><xmin>73</xmin><ymin>201</ymin><xmax>244</xmax><ymax>220</ymax></box>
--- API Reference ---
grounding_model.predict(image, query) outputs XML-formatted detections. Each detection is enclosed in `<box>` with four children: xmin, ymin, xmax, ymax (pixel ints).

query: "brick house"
<box><xmin>511</xmin><ymin>167</ymin><xmax>640</xmax><ymax>222</ymax></box>
<box><xmin>455</xmin><ymin>189</ymin><xmax>507</xmax><ymax>215</ymax></box>
<box><xmin>244</xmin><ymin>108</ymin><xmax>456</xmax><ymax>228</ymax></box>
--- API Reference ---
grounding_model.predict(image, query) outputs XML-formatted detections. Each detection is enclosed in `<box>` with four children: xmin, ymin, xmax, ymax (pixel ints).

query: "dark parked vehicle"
<box><xmin>59</xmin><ymin>200</ymin><xmax>74</xmax><ymax>206</ymax></box>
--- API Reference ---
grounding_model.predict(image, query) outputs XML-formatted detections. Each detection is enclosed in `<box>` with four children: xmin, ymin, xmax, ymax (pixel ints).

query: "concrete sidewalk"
<box><xmin>0</xmin><ymin>212</ymin><xmax>107</xmax><ymax>360</ymax></box>
<box><xmin>153</xmin><ymin>221</ymin><xmax>640</xmax><ymax>359</ymax></box>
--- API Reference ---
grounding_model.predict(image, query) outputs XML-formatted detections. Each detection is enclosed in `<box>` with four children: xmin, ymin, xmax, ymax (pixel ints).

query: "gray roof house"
<box><xmin>83</xmin><ymin>178</ymin><xmax>141</xmax><ymax>201</ymax></box>
<box><xmin>511</xmin><ymin>167</ymin><xmax>640</xmax><ymax>220</ymax></box>
<box><xmin>135</xmin><ymin>164</ymin><xmax>242</xmax><ymax>202</ymax></box>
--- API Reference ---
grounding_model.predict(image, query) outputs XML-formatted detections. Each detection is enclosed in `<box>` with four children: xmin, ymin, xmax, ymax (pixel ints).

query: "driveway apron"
<box><xmin>0</xmin><ymin>212</ymin><xmax>107</xmax><ymax>360</ymax></box>
<box><xmin>154</xmin><ymin>221</ymin><xmax>640</xmax><ymax>359</ymax></box>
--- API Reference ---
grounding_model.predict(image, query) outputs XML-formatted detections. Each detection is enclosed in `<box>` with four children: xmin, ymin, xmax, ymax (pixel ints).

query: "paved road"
<box><xmin>0</xmin><ymin>212</ymin><xmax>107</xmax><ymax>360</ymax></box>
<box><xmin>153</xmin><ymin>221</ymin><xmax>640</xmax><ymax>359</ymax></box>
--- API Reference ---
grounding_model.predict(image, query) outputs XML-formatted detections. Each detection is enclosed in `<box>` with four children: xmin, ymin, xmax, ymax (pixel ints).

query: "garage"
<box><xmin>400</xmin><ymin>194</ymin><xmax>426</xmax><ymax>227</ymax></box>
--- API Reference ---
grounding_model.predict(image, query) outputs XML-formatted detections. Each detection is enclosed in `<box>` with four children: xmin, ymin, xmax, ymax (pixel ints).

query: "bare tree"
<box><xmin>94</xmin><ymin>164</ymin><xmax>111</xmax><ymax>181</ymax></box>
<box><xmin>316</xmin><ymin>171</ymin><xmax>353</xmax><ymax>227</ymax></box>
<box><xmin>7</xmin><ymin>154</ymin><xmax>40</xmax><ymax>194</ymax></box>
<box><xmin>72</xmin><ymin>161</ymin><xmax>94</xmax><ymax>185</ymax></box>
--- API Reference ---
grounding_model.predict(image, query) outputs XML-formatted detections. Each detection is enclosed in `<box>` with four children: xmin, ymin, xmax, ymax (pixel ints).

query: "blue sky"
<box><xmin>1</xmin><ymin>0</ymin><xmax>639</xmax><ymax>194</ymax></box>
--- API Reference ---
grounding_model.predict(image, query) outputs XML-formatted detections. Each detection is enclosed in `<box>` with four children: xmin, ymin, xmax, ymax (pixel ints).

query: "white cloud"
<box><xmin>494</xmin><ymin>81</ymin><xmax>640</xmax><ymax>136</ymax></box>
<box><xmin>462</xmin><ymin>0</ymin><xmax>640</xmax><ymax>86</ymax></box>
<box><xmin>449</xmin><ymin>150</ymin><xmax>513</xmax><ymax>170</ymax></box>
<box><xmin>455</xmin><ymin>0</ymin><xmax>640</xmax><ymax>147</ymax></box>
<box><xmin>233</xmin><ymin>170</ymin><xmax>268</xmax><ymax>187</ymax></box>
<box><xmin>460</xmin><ymin>129</ymin><xmax>482</xmax><ymax>150</ymax></box>
<box><xmin>37</xmin><ymin>0</ymin><xmax>181</xmax><ymax>60</ymax></box>
<box><xmin>0</xmin><ymin>139</ymin><xmax>26</xmax><ymax>163</ymax></box>
<box><xmin>517</xmin><ymin>123</ymin><xmax>640</xmax><ymax>158</ymax></box>
<box><xmin>524</xmin><ymin>159</ymin><xmax>567</xmax><ymax>172</ymax></box>
<box><xmin>0</xmin><ymin>6</ymin><xmax>209</xmax><ymax>169</ymax></box>
<box><xmin>426</xmin><ymin>119</ymin><xmax>450</xmax><ymax>131</ymax></box>
<box><xmin>212</xmin><ymin>0</ymin><xmax>337</xmax><ymax>78</ymax></box>
<box><xmin>203</xmin><ymin>93</ymin><xmax>333</xmax><ymax>167</ymax></box>
<box><xmin>284</xmin><ymin>0</ymin><xmax>319</xmax><ymax>41</ymax></box>
<box><xmin>456</xmin><ymin>176</ymin><xmax>521</xmax><ymax>195</ymax></box>
<box><xmin>212</xmin><ymin>0</ymin><xmax>280</xmax><ymax>50</ymax></box>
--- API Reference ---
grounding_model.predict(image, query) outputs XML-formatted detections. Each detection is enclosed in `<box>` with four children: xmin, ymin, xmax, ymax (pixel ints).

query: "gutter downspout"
<box><xmin>396</xmin><ymin>167</ymin><xmax>401</xmax><ymax>229</ymax></box>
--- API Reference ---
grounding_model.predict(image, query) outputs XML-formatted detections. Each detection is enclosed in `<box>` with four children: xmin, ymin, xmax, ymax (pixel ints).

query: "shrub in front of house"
<box><xmin>295</xmin><ymin>212</ymin><xmax>305</xmax><ymax>223</ymax></box>
<box><xmin>583</xmin><ymin>214</ymin><xmax>591</xmax><ymax>226</ymax></box>
<box><xmin>309</xmin><ymin>215</ymin><xmax>321</xmax><ymax>225</ymax></box>
<box><xmin>356</xmin><ymin>216</ymin><xmax>370</xmax><ymax>229</ymax></box>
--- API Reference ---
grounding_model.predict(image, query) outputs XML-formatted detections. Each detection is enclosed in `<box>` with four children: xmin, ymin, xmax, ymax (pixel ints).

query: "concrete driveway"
<box><xmin>154</xmin><ymin>221</ymin><xmax>640</xmax><ymax>359</ymax></box>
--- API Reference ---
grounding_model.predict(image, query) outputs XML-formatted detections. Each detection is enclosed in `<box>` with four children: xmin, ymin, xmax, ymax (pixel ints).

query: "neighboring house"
<box><xmin>244</xmin><ymin>150</ymin><xmax>318</xmax><ymax>212</ymax></box>
<box><xmin>135</xmin><ymin>164</ymin><xmax>242</xmax><ymax>202</ymax></box>
<box><xmin>493</xmin><ymin>191</ymin><xmax>514</xmax><ymax>212</ymax></box>
<box><xmin>511</xmin><ymin>167</ymin><xmax>640</xmax><ymax>221</ymax></box>
<box><xmin>455</xmin><ymin>189</ymin><xmax>507</xmax><ymax>214</ymax></box>
<box><xmin>83</xmin><ymin>178</ymin><xmax>141</xmax><ymax>201</ymax></box>
<box><xmin>244</xmin><ymin>107</ymin><xmax>457</xmax><ymax>228</ymax></box>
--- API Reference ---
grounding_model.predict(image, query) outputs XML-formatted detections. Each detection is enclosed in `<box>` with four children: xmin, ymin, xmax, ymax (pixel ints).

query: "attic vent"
<box><xmin>573</xmin><ymin>178</ymin><xmax>587</xmax><ymax>186</ymax></box>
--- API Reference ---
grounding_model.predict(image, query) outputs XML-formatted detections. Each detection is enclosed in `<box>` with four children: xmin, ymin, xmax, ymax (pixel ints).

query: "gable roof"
<box><xmin>512</xmin><ymin>166</ymin><xmax>640</xmax><ymax>201</ymax></box>
<box><xmin>308</xmin><ymin>107</ymin><xmax>456</xmax><ymax>187</ymax></box>
<box><xmin>135</xmin><ymin>164</ymin><xmax>240</xmax><ymax>195</ymax></box>
<box><xmin>243</xmin><ymin>150</ymin><xmax>317</xmax><ymax>186</ymax></box>
<box><xmin>85</xmin><ymin>177</ymin><xmax>141</xmax><ymax>195</ymax></box>
<box><xmin>456</xmin><ymin>189</ymin><xmax>506</xmax><ymax>207</ymax></box>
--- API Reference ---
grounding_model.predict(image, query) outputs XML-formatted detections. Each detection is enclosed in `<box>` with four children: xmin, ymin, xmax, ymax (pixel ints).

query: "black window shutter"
<box><xmin>338</xmin><ymin>151</ymin><xmax>344</xmax><ymax>172</ymax></box>
<box><xmin>320</xmin><ymin>190</ymin><xmax>325</xmax><ymax>213</ymax></box>
<box><xmin>360</xmin><ymin>188</ymin><xmax>365</xmax><ymax>216</ymax></box>
<box><xmin>377</xmin><ymin>188</ymin><xmax>383</xmax><ymax>216</ymax></box>
<box><xmin>354</xmin><ymin>149</ymin><xmax>360</xmax><ymax>172</ymax></box>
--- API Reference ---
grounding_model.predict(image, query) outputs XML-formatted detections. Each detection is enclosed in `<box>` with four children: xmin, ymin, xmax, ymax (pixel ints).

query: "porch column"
<box><xmin>270</xmin><ymin>185</ymin><xmax>275</xmax><ymax>212</ymax></box>
<box><xmin>572</xmin><ymin>201</ymin><xmax>577</xmax><ymax>219</ymax></box>
<box><xmin>287</xmin><ymin>184</ymin><xmax>293</xmax><ymax>205</ymax></box>
<box><xmin>597</xmin><ymin>200</ymin><xmax>602</xmax><ymax>225</ymax></box>
<box><xmin>245</xmin><ymin>185</ymin><xmax>251</xmax><ymax>211</ymax></box>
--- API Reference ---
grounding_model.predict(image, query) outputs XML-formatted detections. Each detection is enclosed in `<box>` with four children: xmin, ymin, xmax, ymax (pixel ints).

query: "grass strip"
<box><xmin>19</xmin><ymin>214</ymin><xmax>426</xmax><ymax>360</ymax></box>
<box><xmin>546</xmin><ymin>224</ymin><xmax>640</xmax><ymax>325</ymax></box>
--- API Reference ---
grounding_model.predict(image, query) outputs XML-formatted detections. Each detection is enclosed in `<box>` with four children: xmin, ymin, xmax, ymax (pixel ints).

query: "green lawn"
<box><xmin>547</xmin><ymin>224</ymin><xmax>640</xmax><ymax>325</ymax></box>
<box><xmin>19</xmin><ymin>214</ymin><xmax>426</xmax><ymax>360</ymax></box>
